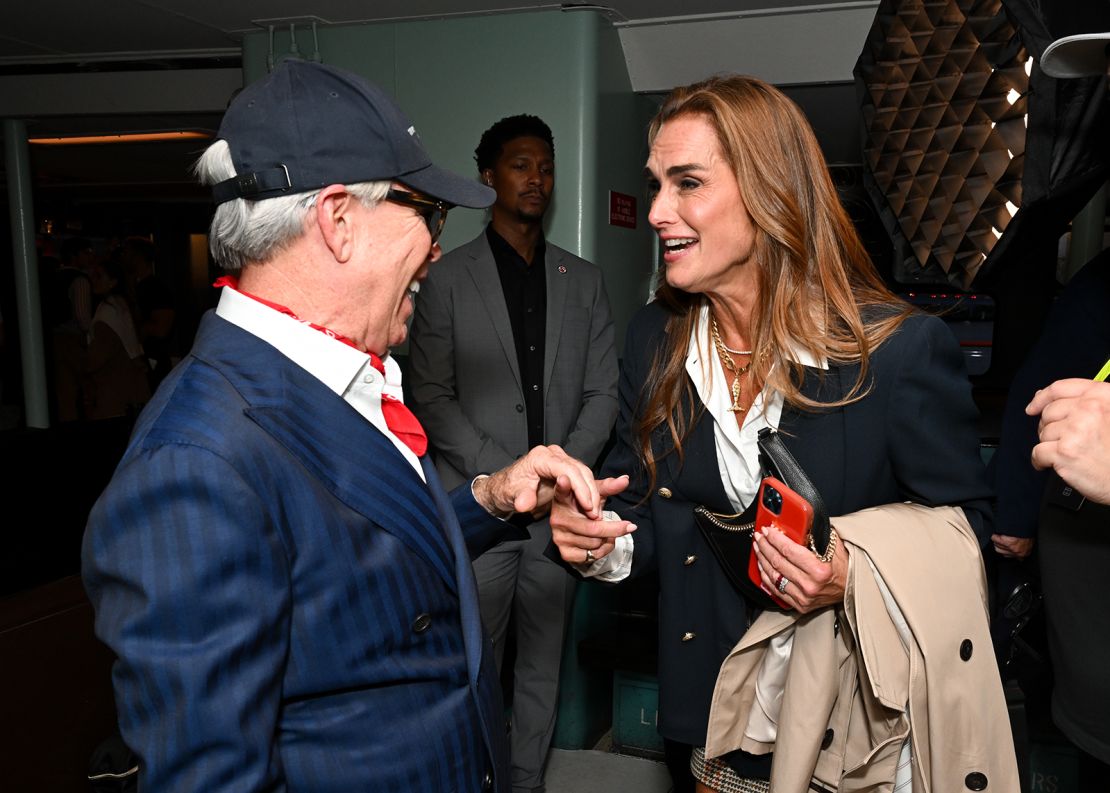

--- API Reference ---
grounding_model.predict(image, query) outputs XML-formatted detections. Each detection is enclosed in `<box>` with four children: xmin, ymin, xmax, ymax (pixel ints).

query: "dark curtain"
<box><xmin>982</xmin><ymin>0</ymin><xmax>1110</xmax><ymax>287</ymax></box>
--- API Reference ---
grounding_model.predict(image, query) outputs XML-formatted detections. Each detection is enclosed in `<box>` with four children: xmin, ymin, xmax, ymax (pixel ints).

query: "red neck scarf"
<box><xmin>215</xmin><ymin>277</ymin><xmax>427</xmax><ymax>456</ymax></box>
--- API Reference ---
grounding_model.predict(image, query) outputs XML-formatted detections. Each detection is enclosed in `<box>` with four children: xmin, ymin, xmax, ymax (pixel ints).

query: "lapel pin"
<box><xmin>558</xmin><ymin>265</ymin><xmax>567</xmax><ymax>274</ymax></box>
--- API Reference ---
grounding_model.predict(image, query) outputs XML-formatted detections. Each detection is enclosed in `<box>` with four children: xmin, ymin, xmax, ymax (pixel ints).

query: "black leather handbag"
<box><xmin>693</xmin><ymin>427</ymin><xmax>832</xmax><ymax>610</ymax></box>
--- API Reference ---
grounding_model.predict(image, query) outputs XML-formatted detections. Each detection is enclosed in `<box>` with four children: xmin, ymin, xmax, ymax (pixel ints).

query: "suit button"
<box><xmin>684</xmin><ymin>555</ymin><xmax>697</xmax><ymax>566</ymax></box>
<box><xmin>482</xmin><ymin>771</ymin><xmax>493</xmax><ymax>790</ymax></box>
<box><xmin>658</xmin><ymin>487</ymin><xmax>673</xmax><ymax>499</ymax></box>
<box><xmin>515</xmin><ymin>404</ymin><xmax>524</xmax><ymax>413</ymax></box>
<box><xmin>964</xmin><ymin>771</ymin><xmax>988</xmax><ymax>790</ymax></box>
<box><xmin>821</xmin><ymin>728</ymin><xmax>834</xmax><ymax>749</ymax></box>
<box><xmin>681</xmin><ymin>632</ymin><xmax>696</xmax><ymax>642</ymax></box>
<box><xmin>959</xmin><ymin>639</ymin><xmax>973</xmax><ymax>661</ymax></box>
<box><xmin>412</xmin><ymin>613</ymin><xmax>432</xmax><ymax>633</ymax></box>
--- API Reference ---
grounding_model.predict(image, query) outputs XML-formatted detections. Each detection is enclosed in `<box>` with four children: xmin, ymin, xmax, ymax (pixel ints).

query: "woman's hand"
<box><xmin>753</xmin><ymin>526</ymin><xmax>848</xmax><ymax>613</ymax></box>
<box><xmin>550</xmin><ymin>474</ymin><xmax>637</xmax><ymax>565</ymax></box>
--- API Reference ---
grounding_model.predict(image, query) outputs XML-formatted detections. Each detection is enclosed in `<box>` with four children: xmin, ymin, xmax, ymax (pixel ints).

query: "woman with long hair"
<box><xmin>551</xmin><ymin>76</ymin><xmax>1003</xmax><ymax>792</ymax></box>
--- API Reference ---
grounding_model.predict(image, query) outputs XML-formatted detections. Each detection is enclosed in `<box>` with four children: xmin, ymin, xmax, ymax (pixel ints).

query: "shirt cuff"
<box><xmin>471</xmin><ymin>474</ymin><xmax>514</xmax><ymax>521</ymax></box>
<box><xmin>572</xmin><ymin>511</ymin><xmax>634</xmax><ymax>582</ymax></box>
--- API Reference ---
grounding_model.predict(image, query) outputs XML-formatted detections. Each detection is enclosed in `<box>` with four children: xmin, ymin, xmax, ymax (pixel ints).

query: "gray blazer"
<box><xmin>408</xmin><ymin>232</ymin><xmax>618</xmax><ymax>490</ymax></box>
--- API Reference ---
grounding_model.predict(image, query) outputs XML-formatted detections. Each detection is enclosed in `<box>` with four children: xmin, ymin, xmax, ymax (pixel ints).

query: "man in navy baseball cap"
<box><xmin>83</xmin><ymin>58</ymin><xmax>614</xmax><ymax>793</ymax></box>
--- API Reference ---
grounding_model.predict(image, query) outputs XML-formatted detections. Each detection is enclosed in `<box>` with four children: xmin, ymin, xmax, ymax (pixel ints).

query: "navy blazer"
<box><xmin>83</xmin><ymin>312</ymin><xmax>511</xmax><ymax>792</ymax></box>
<box><xmin>600</xmin><ymin>302</ymin><xmax>992</xmax><ymax>747</ymax></box>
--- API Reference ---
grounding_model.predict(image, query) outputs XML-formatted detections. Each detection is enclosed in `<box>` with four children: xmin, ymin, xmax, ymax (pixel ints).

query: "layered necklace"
<box><xmin>711</xmin><ymin>316</ymin><xmax>759</xmax><ymax>413</ymax></box>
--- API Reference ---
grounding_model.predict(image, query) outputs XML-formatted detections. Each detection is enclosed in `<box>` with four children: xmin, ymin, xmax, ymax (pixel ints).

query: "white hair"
<box><xmin>194</xmin><ymin>140</ymin><xmax>390</xmax><ymax>271</ymax></box>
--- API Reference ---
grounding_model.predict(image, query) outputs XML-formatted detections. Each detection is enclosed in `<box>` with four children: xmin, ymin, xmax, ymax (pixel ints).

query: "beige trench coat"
<box><xmin>705</xmin><ymin>503</ymin><xmax>1019</xmax><ymax>793</ymax></box>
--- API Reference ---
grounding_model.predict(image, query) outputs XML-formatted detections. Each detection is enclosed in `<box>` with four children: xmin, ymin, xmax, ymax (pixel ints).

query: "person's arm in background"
<box><xmin>1028</xmin><ymin>378</ymin><xmax>1110</xmax><ymax>505</ymax></box>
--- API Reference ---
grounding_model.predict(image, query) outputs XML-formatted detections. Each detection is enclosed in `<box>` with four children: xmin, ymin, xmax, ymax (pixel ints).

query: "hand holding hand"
<box><xmin>550</xmin><ymin>474</ymin><xmax>636</xmax><ymax>565</ymax></box>
<box><xmin>753</xmin><ymin>526</ymin><xmax>848</xmax><ymax>613</ymax></box>
<box><xmin>1027</xmin><ymin>379</ymin><xmax>1110</xmax><ymax>505</ymax></box>
<box><xmin>474</xmin><ymin>444</ymin><xmax>601</xmax><ymax>520</ymax></box>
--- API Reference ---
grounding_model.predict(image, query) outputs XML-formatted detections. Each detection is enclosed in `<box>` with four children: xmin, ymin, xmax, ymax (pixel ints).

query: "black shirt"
<box><xmin>486</xmin><ymin>224</ymin><xmax>547</xmax><ymax>449</ymax></box>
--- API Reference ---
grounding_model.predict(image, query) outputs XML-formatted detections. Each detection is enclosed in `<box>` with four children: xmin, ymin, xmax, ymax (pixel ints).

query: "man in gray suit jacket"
<box><xmin>409</xmin><ymin>115</ymin><xmax>618</xmax><ymax>793</ymax></box>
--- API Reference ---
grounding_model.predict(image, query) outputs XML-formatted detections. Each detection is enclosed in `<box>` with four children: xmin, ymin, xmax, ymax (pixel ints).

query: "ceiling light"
<box><xmin>28</xmin><ymin>131</ymin><xmax>213</xmax><ymax>146</ymax></box>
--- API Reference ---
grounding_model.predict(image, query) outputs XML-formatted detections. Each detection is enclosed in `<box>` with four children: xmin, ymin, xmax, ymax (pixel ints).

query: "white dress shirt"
<box><xmin>215</xmin><ymin>285</ymin><xmax>426</xmax><ymax>481</ymax></box>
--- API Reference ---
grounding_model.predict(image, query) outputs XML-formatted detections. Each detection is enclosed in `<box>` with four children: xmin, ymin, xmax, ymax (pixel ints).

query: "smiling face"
<box><xmin>483</xmin><ymin>135</ymin><xmax>554</xmax><ymax>225</ymax></box>
<box><xmin>646</xmin><ymin>114</ymin><xmax>758</xmax><ymax>301</ymax></box>
<box><xmin>348</xmin><ymin>191</ymin><xmax>441</xmax><ymax>354</ymax></box>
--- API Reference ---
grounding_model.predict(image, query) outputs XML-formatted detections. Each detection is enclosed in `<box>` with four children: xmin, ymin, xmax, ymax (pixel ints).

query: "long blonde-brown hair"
<box><xmin>636</xmin><ymin>75</ymin><xmax>911</xmax><ymax>488</ymax></box>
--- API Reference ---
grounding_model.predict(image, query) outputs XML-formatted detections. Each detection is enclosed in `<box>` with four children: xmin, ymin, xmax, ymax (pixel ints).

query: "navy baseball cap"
<box><xmin>211</xmin><ymin>59</ymin><xmax>494</xmax><ymax>209</ymax></box>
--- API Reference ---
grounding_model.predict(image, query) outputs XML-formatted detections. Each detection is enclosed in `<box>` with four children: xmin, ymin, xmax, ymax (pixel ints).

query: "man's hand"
<box><xmin>1027</xmin><ymin>379</ymin><xmax>1110</xmax><ymax>505</ymax></box>
<box><xmin>550</xmin><ymin>474</ymin><xmax>636</xmax><ymax>565</ymax></box>
<box><xmin>991</xmin><ymin>534</ymin><xmax>1035</xmax><ymax>559</ymax></box>
<box><xmin>474</xmin><ymin>444</ymin><xmax>602</xmax><ymax>520</ymax></box>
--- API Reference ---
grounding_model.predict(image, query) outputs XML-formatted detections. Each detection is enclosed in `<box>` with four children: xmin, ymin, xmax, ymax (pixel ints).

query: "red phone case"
<box><xmin>748</xmin><ymin>476</ymin><xmax>815</xmax><ymax>608</ymax></box>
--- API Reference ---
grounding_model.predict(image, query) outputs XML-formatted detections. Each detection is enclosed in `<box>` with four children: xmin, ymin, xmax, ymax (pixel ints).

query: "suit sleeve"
<box><xmin>594</xmin><ymin>310</ymin><xmax>661</xmax><ymax>577</ymax></box>
<box><xmin>408</xmin><ymin>266</ymin><xmax>516</xmax><ymax>476</ymax></box>
<box><xmin>885</xmin><ymin>315</ymin><xmax>993</xmax><ymax>544</ymax></box>
<box><xmin>544</xmin><ymin>307</ymin><xmax>660</xmax><ymax>579</ymax></box>
<box><xmin>560</xmin><ymin>270</ymin><xmax>619</xmax><ymax>468</ymax></box>
<box><xmin>82</xmin><ymin>444</ymin><xmax>290</xmax><ymax>793</ymax></box>
<box><xmin>448</xmin><ymin>481</ymin><xmax>527</xmax><ymax>559</ymax></box>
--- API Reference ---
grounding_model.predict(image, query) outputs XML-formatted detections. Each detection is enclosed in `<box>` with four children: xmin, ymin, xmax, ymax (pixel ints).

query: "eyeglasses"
<box><xmin>386</xmin><ymin>188</ymin><xmax>452</xmax><ymax>243</ymax></box>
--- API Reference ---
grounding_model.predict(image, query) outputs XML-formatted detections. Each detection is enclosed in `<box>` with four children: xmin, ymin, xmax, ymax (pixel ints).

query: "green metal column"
<box><xmin>4</xmin><ymin>118</ymin><xmax>48</xmax><ymax>428</ymax></box>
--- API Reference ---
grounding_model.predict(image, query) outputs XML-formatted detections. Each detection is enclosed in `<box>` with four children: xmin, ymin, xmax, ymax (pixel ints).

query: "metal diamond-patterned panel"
<box><xmin>856</xmin><ymin>0</ymin><xmax>1028</xmax><ymax>288</ymax></box>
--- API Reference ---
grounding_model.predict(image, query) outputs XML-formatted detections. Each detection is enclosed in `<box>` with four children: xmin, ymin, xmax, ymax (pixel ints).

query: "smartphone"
<box><xmin>748</xmin><ymin>476</ymin><xmax>815</xmax><ymax>608</ymax></box>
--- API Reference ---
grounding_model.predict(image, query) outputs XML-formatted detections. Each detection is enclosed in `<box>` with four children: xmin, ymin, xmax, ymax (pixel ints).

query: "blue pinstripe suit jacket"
<box><xmin>82</xmin><ymin>312</ymin><xmax>512</xmax><ymax>792</ymax></box>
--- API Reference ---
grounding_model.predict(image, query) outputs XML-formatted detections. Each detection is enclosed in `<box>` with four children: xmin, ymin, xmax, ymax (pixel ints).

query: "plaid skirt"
<box><xmin>691</xmin><ymin>747</ymin><xmax>772</xmax><ymax>793</ymax></box>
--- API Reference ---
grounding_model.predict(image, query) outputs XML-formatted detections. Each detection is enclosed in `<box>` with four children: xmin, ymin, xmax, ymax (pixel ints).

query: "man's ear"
<box><xmin>315</xmin><ymin>185</ymin><xmax>356</xmax><ymax>263</ymax></box>
<box><xmin>481</xmin><ymin>169</ymin><xmax>494</xmax><ymax>187</ymax></box>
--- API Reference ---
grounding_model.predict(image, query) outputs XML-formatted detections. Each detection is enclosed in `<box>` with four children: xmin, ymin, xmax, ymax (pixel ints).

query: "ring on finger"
<box><xmin>777</xmin><ymin>574</ymin><xmax>790</xmax><ymax>594</ymax></box>
<box><xmin>585</xmin><ymin>548</ymin><xmax>595</xmax><ymax>564</ymax></box>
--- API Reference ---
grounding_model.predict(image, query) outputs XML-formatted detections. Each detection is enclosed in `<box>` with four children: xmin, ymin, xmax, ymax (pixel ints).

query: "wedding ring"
<box><xmin>585</xmin><ymin>548</ymin><xmax>595</xmax><ymax>564</ymax></box>
<box><xmin>777</xmin><ymin>574</ymin><xmax>790</xmax><ymax>594</ymax></box>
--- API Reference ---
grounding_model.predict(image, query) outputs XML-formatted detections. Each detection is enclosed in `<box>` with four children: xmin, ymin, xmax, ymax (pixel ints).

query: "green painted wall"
<box><xmin>241</xmin><ymin>9</ymin><xmax>655</xmax><ymax>349</ymax></box>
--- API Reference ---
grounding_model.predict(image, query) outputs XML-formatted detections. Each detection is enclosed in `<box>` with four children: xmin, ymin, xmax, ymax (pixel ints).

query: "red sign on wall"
<box><xmin>609</xmin><ymin>190</ymin><xmax>637</xmax><ymax>229</ymax></box>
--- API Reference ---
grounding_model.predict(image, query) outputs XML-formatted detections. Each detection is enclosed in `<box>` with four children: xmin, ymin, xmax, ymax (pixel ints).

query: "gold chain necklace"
<box><xmin>711</xmin><ymin>317</ymin><xmax>756</xmax><ymax>413</ymax></box>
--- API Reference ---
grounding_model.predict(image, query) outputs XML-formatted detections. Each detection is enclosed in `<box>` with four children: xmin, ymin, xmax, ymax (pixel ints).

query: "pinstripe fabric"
<box><xmin>83</xmin><ymin>312</ymin><xmax>509</xmax><ymax>793</ymax></box>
